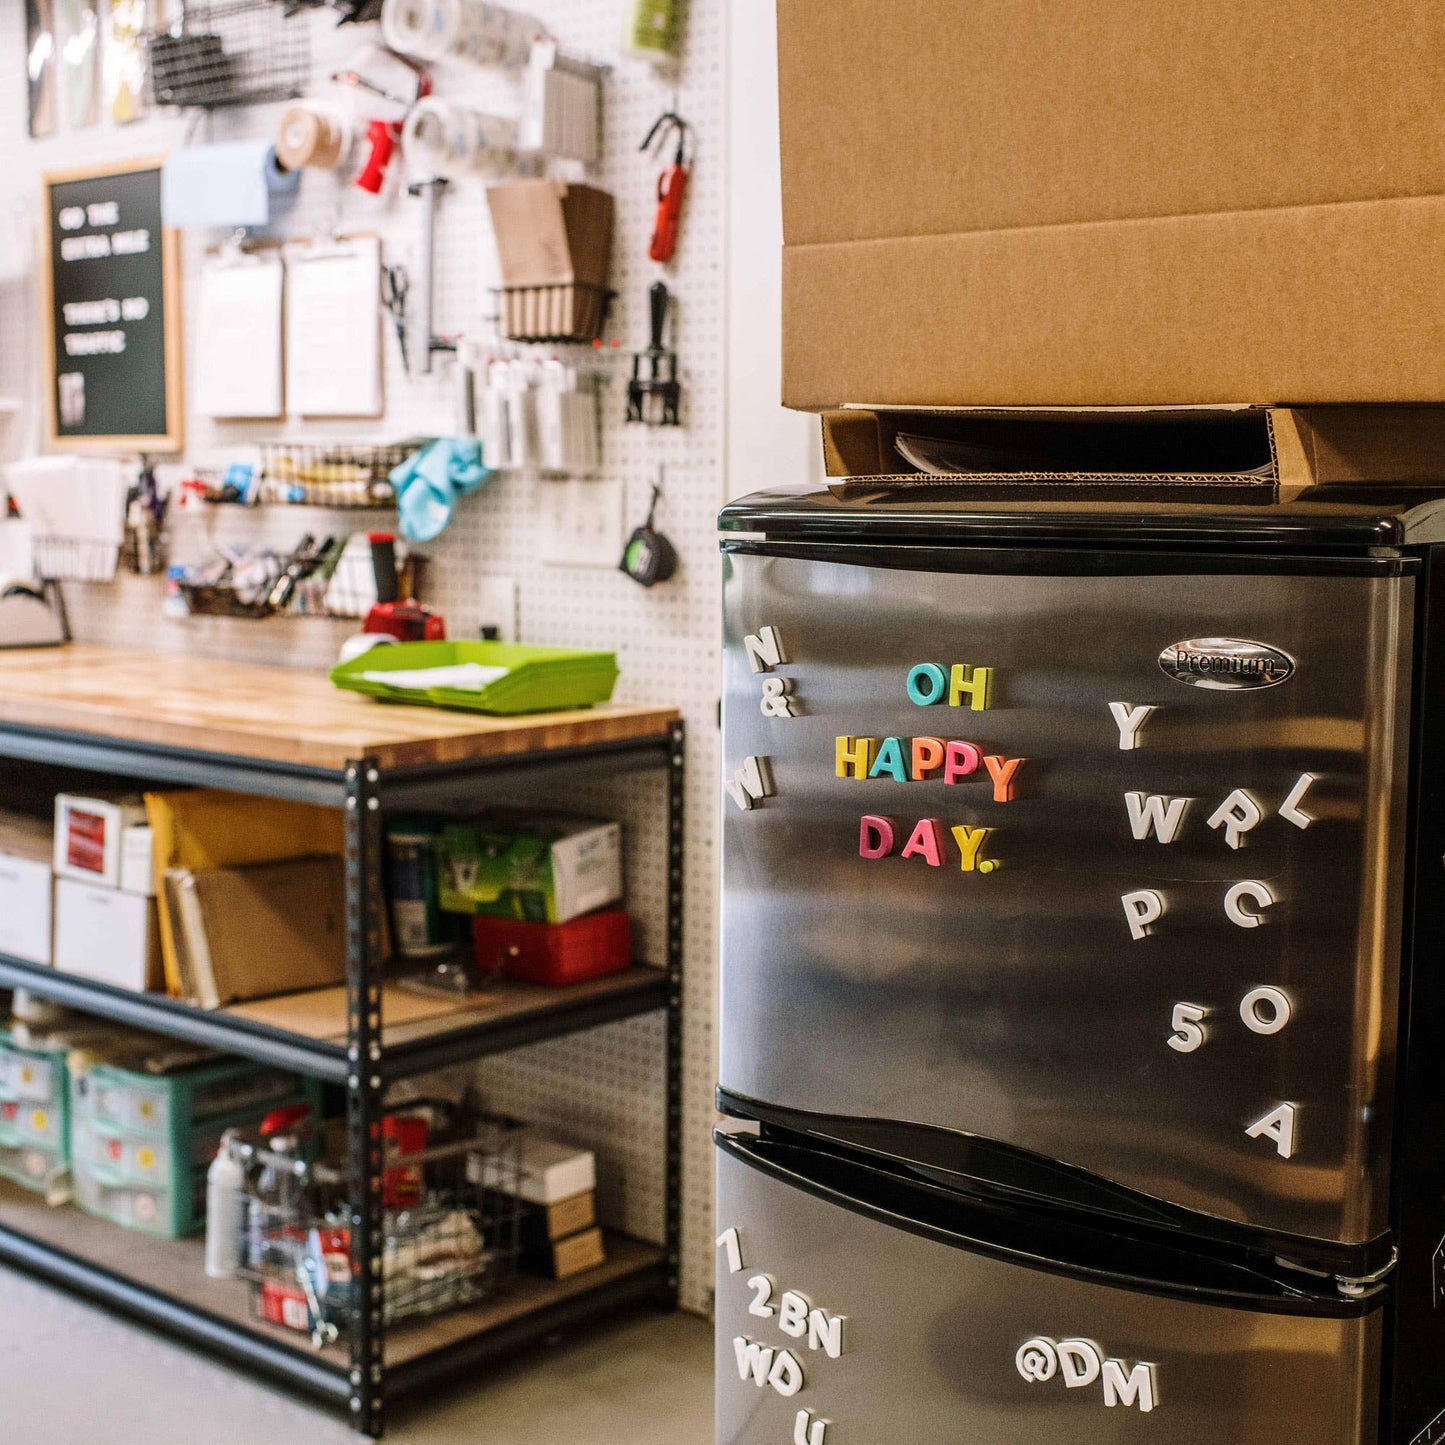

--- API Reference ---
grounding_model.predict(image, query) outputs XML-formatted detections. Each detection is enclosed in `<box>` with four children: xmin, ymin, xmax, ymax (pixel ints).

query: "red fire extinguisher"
<box><xmin>641</xmin><ymin>110</ymin><xmax>691</xmax><ymax>265</ymax></box>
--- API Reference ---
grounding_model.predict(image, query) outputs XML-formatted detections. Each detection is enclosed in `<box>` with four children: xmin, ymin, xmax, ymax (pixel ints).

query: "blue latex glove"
<box><xmin>390</xmin><ymin>438</ymin><xmax>489</xmax><ymax>542</ymax></box>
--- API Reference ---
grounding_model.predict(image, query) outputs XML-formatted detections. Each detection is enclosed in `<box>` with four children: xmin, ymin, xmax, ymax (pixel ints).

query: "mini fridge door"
<box><xmin>715</xmin><ymin>1131</ymin><xmax>1384</xmax><ymax>1445</ymax></box>
<box><xmin>720</xmin><ymin>543</ymin><xmax>1413</xmax><ymax>1260</ymax></box>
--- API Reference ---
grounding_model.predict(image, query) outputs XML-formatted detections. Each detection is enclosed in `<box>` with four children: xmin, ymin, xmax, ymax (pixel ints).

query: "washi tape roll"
<box><xmin>276</xmin><ymin>102</ymin><xmax>350</xmax><ymax>171</ymax></box>
<box><xmin>381</xmin><ymin>0</ymin><xmax>542</xmax><ymax>68</ymax></box>
<box><xmin>402</xmin><ymin>98</ymin><xmax>519</xmax><ymax>179</ymax></box>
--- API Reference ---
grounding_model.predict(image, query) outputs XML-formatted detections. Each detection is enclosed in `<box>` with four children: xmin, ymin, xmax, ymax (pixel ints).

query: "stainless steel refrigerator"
<box><xmin>716</xmin><ymin>482</ymin><xmax>1445</xmax><ymax>1444</ymax></box>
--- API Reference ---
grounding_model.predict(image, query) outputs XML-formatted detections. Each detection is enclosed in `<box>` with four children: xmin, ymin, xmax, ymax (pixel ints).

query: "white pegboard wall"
<box><xmin>0</xmin><ymin>1</ymin><xmax>725</xmax><ymax>1317</ymax></box>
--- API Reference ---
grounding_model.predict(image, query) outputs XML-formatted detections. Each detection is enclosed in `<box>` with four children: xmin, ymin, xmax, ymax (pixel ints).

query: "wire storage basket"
<box><xmin>146</xmin><ymin>0</ymin><xmax>310</xmax><ymax>109</ymax></box>
<box><xmin>257</xmin><ymin>442</ymin><xmax>413</xmax><ymax>509</ymax></box>
<box><xmin>235</xmin><ymin>1112</ymin><xmax>522</xmax><ymax>1348</ymax></box>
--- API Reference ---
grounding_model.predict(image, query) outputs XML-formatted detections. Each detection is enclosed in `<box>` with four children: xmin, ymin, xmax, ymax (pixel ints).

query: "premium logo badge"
<box><xmin>1160</xmin><ymin>638</ymin><xmax>1295</xmax><ymax>691</ymax></box>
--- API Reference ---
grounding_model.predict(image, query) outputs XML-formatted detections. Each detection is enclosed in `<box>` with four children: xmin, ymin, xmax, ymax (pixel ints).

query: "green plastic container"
<box><xmin>70</xmin><ymin>1056</ymin><xmax>319</xmax><ymax>1238</ymax></box>
<box><xmin>330</xmin><ymin>641</ymin><xmax>619</xmax><ymax>716</ymax></box>
<box><xmin>0</xmin><ymin>1030</ymin><xmax>72</xmax><ymax>1193</ymax></box>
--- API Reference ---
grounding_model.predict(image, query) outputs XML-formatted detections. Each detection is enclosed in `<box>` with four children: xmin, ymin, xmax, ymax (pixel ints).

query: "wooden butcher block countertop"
<box><xmin>0</xmin><ymin>645</ymin><xmax>679</xmax><ymax>772</ymax></box>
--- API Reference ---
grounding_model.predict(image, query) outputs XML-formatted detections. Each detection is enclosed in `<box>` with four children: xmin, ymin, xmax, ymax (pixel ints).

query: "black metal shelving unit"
<box><xmin>0</xmin><ymin>715</ymin><xmax>685</xmax><ymax>1438</ymax></box>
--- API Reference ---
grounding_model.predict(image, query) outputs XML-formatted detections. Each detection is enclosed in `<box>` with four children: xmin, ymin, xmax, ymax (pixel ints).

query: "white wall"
<box><xmin>725</xmin><ymin>0</ymin><xmax>821</xmax><ymax>504</ymax></box>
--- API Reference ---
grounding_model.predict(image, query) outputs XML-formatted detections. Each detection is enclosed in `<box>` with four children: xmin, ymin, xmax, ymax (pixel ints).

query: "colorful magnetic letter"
<box><xmin>907</xmin><ymin>663</ymin><xmax>948</xmax><ymax>706</ymax></box>
<box><xmin>942</xmin><ymin>740</ymin><xmax>982</xmax><ymax>785</ymax></box>
<box><xmin>911</xmin><ymin>737</ymin><xmax>945</xmax><ymax>780</ymax></box>
<box><xmin>949</xmin><ymin>663</ymin><xmax>993</xmax><ymax>711</ymax></box>
<box><xmin>835</xmin><ymin>736</ymin><xmax>878</xmax><ymax>780</ymax></box>
<box><xmin>983</xmin><ymin>754</ymin><xmax>1025</xmax><ymax>802</ymax></box>
<box><xmin>868</xmin><ymin>737</ymin><xmax>908</xmax><ymax>783</ymax></box>
<box><xmin>858</xmin><ymin>815</ymin><xmax>895</xmax><ymax>859</ymax></box>
<box><xmin>900</xmin><ymin>818</ymin><xmax>944</xmax><ymax>867</ymax></box>
<box><xmin>950</xmin><ymin>825</ymin><xmax>996</xmax><ymax>873</ymax></box>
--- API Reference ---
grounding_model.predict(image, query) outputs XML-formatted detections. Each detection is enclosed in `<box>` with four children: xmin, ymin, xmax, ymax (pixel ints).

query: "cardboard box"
<box><xmin>473</xmin><ymin>1131</ymin><xmax>596</xmax><ymax>1205</ymax></box>
<box><xmin>53</xmin><ymin>793</ymin><xmax>146</xmax><ymax>889</ymax></box>
<box><xmin>54</xmin><ymin>878</ymin><xmax>162</xmax><ymax>991</ymax></box>
<box><xmin>818</xmin><ymin>404</ymin><xmax>1445</xmax><ymax>501</ymax></box>
<box><xmin>0</xmin><ymin>813</ymin><xmax>54</xmax><ymax>965</ymax></box>
<box><xmin>778</xmin><ymin>0</ymin><xmax>1445</xmax><ymax>408</ymax></box>
<box><xmin>518</xmin><ymin>1190</ymin><xmax>597</xmax><ymax>1246</ymax></box>
<box><xmin>521</xmin><ymin>1225</ymin><xmax>606</xmax><ymax>1281</ymax></box>
<box><xmin>119</xmin><ymin>826</ymin><xmax>155</xmax><ymax>897</ymax></box>
<box><xmin>437</xmin><ymin>814</ymin><xmax>622</xmax><ymax>924</ymax></box>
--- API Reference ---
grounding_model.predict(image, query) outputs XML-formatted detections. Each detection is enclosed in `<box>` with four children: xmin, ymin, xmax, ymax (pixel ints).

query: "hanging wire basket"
<box><xmin>146</xmin><ymin>0</ymin><xmax>311</xmax><ymax>109</ymax></box>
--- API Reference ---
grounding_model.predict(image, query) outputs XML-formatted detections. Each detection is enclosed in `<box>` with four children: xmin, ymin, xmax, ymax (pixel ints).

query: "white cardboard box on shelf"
<box><xmin>53</xmin><ymin>793</ymin><xmax>147</xmax><ymax>889</ymax></box>
<box><xmin>473</xmin><ymin>1131</ymin><xmax>596</xmax><ymax>1206</ymax></box>
<box><xmin>119</xmin><ymin>824</ymin><xmax>155</xmax><ymax>897</ymax></box>
<box><xmin>54</xmin><ymin>878</ymin><xmax>162</xmax><ymax>991</ymax></box>
<box><xmin>0</xmin><ymin>812</ymin><xmax>54</xmax><ymax>965</ymax></box>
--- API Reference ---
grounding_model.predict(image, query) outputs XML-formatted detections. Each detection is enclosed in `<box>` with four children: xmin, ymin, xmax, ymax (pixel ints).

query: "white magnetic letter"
<box><xmin>1057</xmin><ymin>1339</ymin><xmax>1103</xmax><ymax>1390</ymax></box>
<box><xmin>1241</xmin><ymin>986</ymin><xmax>1292</xmax><ymax>1036</ymax></box>
<box><xmin>744</xmin><ymin>625</ymin><xmax>786</xmax><ymax>673</ymax></box>
<box><xmin>1208</xmin><ymin>789</ymin><xmax>1263</xmax><ymax>850</ymax></box>
<box><xmin>777</xmin><ymin>1290</ymin><xmax>809</xmax><ymax>1338</ymax></box>
<box><xmin>1279</xmin><ymin>772</ymin><xmax>1317</xmax><ymax>829</ymax></box>
<box><xmin>726</xmin><ymin>756</ymin><xmax>775</xmax><ymax>812</ymax></box>
<box><xmin>1121</xmin><ymin>889</ymin><xmax>1165</xmax><ymax>941</ymax></box>
<box><xmin>1109</xmin><ymin>702</ymin><xmax>1156</xmax><ymax>751</ymax></box>
<box><xmin>1167</xmin><ymin>1003</ymin><xmax>1207</xmax><ymax>1054</ymax></box>
<box><xmin>795</xmin><ymin>1411</ymin><xmax>829</xmax><ymax>1445</ymax></box>
<box><xmin>1245</xmin><ymin>1103</ymin><xmax>1298</xmax><ymax>1159</ymax></box>
<box><xmin>734</xmin><ymin>1336</ymin><xmax>774</xmax><ymax>1386</ymax></box>
<box><xmin>767</xmin><ymin>1350</ymin><xmax>804</xmax><ymax>1397</ymax></box>
<box><xmin>1102</xmin><ymin>1360</ymin><xmax>1158</xmax><ymax>1413</ymax></box>
<box><xmin>1125</xmin><ymin>793</ymin><xmax>1192</xmax><ymax>844</ymax></box>
<box><xmin>1224</xmin><ymin>880</ymin><xmax>1275</xmax><ymax>929</ymax></box>
<box><xmin>716</xmin><ymin>1227</ymin><xmax>743</xmax><ymax>1274</ymax></box>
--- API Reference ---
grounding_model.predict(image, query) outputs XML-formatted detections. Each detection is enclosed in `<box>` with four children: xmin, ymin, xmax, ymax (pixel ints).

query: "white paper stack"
<box><xmin>4</xmin><ymin>455</ymin><xmax>131</xmax><ymax>581</ymax></box>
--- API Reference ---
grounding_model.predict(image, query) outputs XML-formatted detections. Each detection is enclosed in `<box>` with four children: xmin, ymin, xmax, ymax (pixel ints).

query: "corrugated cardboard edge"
<box><xmin>785</xmin><ymin>194</ymin><xmax>1445</xmax><ymax>410</ymax></box>
<box><xmin>821</xmin><ymin>405</ymin><xmax>1445</xmax><ymax>496</ymax></box>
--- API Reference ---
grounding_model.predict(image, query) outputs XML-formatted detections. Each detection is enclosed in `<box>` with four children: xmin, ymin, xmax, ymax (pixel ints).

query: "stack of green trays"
<box><xmin>0</xmin><ymin>1028</ymin><xmax>71</xmax><ymax>1194</ymax></box>
<box><xmin>330</xmin><ymin>641</ymin><xmax>620</xmax><ymax>716</ymax></box>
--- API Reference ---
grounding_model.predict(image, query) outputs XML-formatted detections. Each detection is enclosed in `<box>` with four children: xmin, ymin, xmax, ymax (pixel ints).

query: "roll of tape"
<box><xmin>276</xmin><ymin>102</ymin><xmax>350</xmax><ymax>170</ymax></box>
<box><xmin>402</xmin><ymin>98</ymin><xmax>518</xmax><ymax>180</ymax></box>
<box><xmin>381</xmin><ymin>0</ymin><xmax>541</xmax><ymax>67</ymax></box>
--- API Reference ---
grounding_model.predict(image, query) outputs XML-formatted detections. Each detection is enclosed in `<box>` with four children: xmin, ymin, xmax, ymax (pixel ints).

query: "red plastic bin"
<box><xmin>472</xmin><ymin>909</ymin><xmax>632</xmax><ymax>987</ymax></box>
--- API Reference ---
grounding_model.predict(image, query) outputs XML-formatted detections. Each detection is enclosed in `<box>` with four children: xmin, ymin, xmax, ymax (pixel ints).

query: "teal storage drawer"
<box><xmin>0</xmin><ymin>1030</ymin><xmax>71</xmax><ymax>1191</ymax></box>
<box><xmin>71</xmin><ymin>1056</ymin><xmax>319</xmax><ymax>1238</ymax></box>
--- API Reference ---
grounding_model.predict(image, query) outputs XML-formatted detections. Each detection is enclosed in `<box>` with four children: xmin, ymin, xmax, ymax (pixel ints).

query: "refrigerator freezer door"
<box><xmin>720</xmin><ymin>548</ymin><xmax>1412</xmax><ymax>1254</ymax></box>
<box><xmin>716</xmin><ymin>1133</ymin><xmax>1383</xmax><ymax>1445</ymax></box>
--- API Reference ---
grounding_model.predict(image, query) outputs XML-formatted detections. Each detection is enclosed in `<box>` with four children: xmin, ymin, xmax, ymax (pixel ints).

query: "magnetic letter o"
<box><xmin>907</xmin><ymin>664</ymin><xmax>947</xmax><ymax>707</ymax></box>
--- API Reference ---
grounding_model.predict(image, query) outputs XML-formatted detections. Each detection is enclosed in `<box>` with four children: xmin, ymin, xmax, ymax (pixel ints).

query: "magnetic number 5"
<box><xmin>1167</xmin><ymin>1003</ymin><xmax>1208</xmax><ymax>1054</ymax></box>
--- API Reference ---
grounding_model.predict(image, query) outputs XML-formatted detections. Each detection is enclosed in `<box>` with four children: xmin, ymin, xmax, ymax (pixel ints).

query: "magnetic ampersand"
<box><xmin>760</xmin><ymin>676</ymin><xmax>796</xmax><ymax>718</ymax></box>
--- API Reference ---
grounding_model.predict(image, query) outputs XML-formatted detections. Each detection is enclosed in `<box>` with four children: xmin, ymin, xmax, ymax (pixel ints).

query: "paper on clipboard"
<box><xmin>283</xmin><ymin>235</ymin><xmax>383</xmax><ymax>418</ymax></box>
<box><xmin>195</xmin><ymin>249</ymin><xmax>284</xmax><ymax>419</ymax></box>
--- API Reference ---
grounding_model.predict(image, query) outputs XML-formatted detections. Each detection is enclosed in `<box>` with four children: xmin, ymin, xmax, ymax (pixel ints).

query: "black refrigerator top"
<box><xmin>720</xmin><ymin>482</ymin><xmax>1445</xmax><ymax>552</ymax></box>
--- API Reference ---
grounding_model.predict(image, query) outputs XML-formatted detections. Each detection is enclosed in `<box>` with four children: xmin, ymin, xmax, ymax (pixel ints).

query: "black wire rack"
<box><xmin>146</xmin><ymin>0</ymin><xmax>311</xmax><ymax>109</ymax></box>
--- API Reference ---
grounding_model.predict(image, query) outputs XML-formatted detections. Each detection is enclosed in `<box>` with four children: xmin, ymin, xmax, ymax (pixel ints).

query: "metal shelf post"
<box><xmin>665</xmin><ymin>722</ymin><xmax>685</xmax><ymax>1301</ymax></box>
<box><xmin>345</xmin><ymin>758</ymin><xmax>387</xmax><ymax>1437</ymax></box>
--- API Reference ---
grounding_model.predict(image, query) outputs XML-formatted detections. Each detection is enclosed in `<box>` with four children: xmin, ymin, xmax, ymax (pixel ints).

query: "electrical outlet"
<box><xmin>475</xmin><ymin>576</ymin><xmax>517</xmax><ymax>642</ymax></box>
<box><xmin>537</xmin><ymin>478</ymin><xmax>624</xmax><ymax>568</ymax></box>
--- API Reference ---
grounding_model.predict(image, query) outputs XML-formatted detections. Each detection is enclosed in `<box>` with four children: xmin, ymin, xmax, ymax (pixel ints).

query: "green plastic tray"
<box><xmin>330</xmin><ymin>641</ymin><xmax>620</xmax><ymax>716</ymax></box>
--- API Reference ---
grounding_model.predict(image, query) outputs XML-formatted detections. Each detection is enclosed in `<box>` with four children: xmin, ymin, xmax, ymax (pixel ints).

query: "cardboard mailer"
<box><xmin>778</xmin><ymin>0</ymin><xmax>1445</xmax><ymax>409</ymax></box>
<box><xmin>820</xmin><ymin>405</ymin><xmax>1445</xmax><ymax>503</ymax></box>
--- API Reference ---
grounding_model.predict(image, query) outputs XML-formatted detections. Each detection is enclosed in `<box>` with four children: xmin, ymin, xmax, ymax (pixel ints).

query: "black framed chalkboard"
<box><xmin>43</xmin><ymin>159</ymin><xmax>183</xmax><ymax>451</ymax></box>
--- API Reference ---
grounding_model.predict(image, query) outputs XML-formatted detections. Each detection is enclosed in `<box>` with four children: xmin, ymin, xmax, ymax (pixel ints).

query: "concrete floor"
<box><xmin>0</xmin><ymin>1264</ymin><xmax>714</xmax><ymax>1443</ymax></box>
